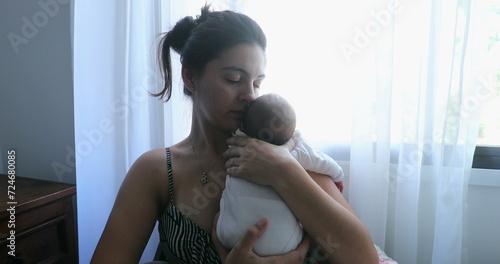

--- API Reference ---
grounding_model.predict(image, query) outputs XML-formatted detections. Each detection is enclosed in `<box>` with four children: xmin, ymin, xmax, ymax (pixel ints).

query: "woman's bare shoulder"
<box><xmin>91</xmin><ymin>147</ymin><xmax>170</xmax><ymax>263</ymax></box>
<box><xmin>125</xmin><ymin>147</ymin><xmax>173</xmax><ymax>180</ymax></box>
<box><xmin>123</xmin><ymin>148</ymin><xmax>169</xmax><ymax>204</ymax></box>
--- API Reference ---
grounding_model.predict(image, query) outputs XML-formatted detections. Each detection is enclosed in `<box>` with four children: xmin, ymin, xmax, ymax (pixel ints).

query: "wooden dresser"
<box><xmin>0</xmin><ymin>174</ymin><xmax>77</xmax><ymax>263</ymax></box>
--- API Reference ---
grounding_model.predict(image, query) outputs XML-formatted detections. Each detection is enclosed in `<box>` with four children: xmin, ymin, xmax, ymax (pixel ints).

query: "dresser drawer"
<box><xmin>0</xmin><ymin>198</ymin><xmax>67</xmax><ymax>235</ymax></box>
<box><xmin>0</xmin><ymin>175</ymin><xmax>77</xmax><ymax>263</ymax></box>
<box><xmin>0</xmin><ymin>215</ymin><xmax>70</xmax><ymax>263</ymax></box>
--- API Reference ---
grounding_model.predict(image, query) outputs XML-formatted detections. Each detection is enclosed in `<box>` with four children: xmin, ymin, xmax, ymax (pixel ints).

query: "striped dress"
<box><xmin>157</xmin><ymin>148</ymin><xmax>221</xmax><ymax>264</ymax></box>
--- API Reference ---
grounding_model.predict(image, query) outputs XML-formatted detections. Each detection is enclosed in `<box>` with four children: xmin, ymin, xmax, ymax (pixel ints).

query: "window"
<box><xmin>473</xmin><ymin>1</ymin><xmax>500</xmax><ymax>169</ymax></box>
<box><xmin>175</xmin><ymin>0</ymin><xmax>499</xmax><ymax>169</ymax></box>
<box><xmin>476</xmin><ymin>1</ymin><xmax>500</xmax><ymax>146</ymax></box>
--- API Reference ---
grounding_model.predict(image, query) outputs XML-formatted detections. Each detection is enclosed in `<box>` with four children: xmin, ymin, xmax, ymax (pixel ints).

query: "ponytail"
<box><xmin>153</xmin><ymin>4</ymin><xmax>266</xmax><ymax>102</ymax></box>
<box><xmin>153</xmin><ymin>16</ymin><xmax>196</xmax><ymax>101</ymax></box>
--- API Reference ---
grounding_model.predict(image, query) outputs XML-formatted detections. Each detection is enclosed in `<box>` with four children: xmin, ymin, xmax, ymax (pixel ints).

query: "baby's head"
<box><xmin>242</xmin><ymin>93</ymin><xmax>296</xmax><ymax>145</ymax></box>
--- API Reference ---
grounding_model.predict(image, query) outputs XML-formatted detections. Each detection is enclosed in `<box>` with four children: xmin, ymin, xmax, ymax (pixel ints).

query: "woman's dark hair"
<box><xmin>153</xmin><ymin>4</ymin><xmax>267</xmax><ymax>101</ymax></box>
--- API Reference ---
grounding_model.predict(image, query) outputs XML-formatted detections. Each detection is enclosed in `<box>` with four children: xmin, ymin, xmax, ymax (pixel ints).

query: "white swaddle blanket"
<box><xmin>216</xmin><ymin>130</ymin><xmax>344</xmax><ymax>256</ymax></box>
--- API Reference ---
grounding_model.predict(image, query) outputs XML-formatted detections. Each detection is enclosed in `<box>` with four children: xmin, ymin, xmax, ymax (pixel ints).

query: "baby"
<box><xmin>216</xmin><ymin>93</ymin><xmax>344</xmax><ymax>256</ymax></box>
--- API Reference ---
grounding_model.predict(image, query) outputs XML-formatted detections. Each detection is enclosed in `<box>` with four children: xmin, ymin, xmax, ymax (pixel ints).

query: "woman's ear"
<box><xmin>182</xmin><ymin>66</ymin><xmax>196</xmax><ymax>93</ymax></box>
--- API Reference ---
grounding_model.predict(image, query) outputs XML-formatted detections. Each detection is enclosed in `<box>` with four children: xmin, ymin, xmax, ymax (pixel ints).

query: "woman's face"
<box><xmin>190</xmin><ymin>43</ymin><xmax>266</xmax><ymax>132</ymax></box>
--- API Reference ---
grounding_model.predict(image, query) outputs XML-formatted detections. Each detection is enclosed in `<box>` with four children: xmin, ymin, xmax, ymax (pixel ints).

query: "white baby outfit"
<box><xmin>216</xmin><ymin>130</ymin><xmax>344</xmax><ymax>256</ymax></box>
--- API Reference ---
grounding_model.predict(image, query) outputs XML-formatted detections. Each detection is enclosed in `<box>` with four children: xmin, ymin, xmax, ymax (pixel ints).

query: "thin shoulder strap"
<box><xmin>165</xmin><ymin>147</ymin><xmax>174</xmax><ymax>206</ymax></box>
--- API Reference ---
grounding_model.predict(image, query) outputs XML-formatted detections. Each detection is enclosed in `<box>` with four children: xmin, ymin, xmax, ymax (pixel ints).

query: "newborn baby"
<box><xmin>217</xmin><ymin>93</ymin><xmax>344</xmax><ymax>256</ymax></box>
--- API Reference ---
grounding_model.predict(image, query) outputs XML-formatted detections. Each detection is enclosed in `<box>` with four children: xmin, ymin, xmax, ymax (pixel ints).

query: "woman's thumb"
<box><xmin>235</xmin><ymin>218</ymin><xmax>268</xmax><ymax>251</ymax></box>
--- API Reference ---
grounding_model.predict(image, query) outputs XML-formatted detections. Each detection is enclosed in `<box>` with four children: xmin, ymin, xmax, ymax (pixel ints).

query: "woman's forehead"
<box><xmin>211</xmin><ymin>44</ymin><xmax>266</xmax><ymax>77</ymax></box>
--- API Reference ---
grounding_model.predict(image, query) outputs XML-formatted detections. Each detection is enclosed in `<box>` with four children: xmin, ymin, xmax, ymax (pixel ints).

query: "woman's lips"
<box><xmin>231</xmin><ymin>110</ymin><xmax>245</xmax><ymax>119</ymax></box>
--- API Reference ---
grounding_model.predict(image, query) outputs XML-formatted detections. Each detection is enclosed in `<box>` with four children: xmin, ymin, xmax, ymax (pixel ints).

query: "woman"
<box><xmin>92</xmin><ymin>5</ymin><xmax>378</xmax><ymax>264</ymax></box>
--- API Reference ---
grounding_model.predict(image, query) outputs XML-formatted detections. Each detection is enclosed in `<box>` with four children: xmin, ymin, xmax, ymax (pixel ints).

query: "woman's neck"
<box><xmin>189</xmin><ymin>118</ymin><xmax>232</xmax><ymax>158</ymax></box>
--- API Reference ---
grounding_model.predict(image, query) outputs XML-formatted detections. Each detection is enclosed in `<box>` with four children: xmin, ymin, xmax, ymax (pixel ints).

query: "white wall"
<box><xmin>467</xmin><ymin>169</ymin><xmax>500</xmax><ymax>263</ymax></box>
<box><xmin>0</xmin><ymin>0</ymin><xmax>75</xmax><ymax>185</ymax></box>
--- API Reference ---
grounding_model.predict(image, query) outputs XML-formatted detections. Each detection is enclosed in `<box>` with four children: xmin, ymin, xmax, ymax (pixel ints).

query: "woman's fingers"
<box><xmin>226</xmin><ymin>136</ymin><xmax>249</xmax><ymax>147</ymax></box>
<box><xmin>226</xmin><ymin>166</ymin><xmax>241</xmax><ymax>177</ymax></box>
<box><xmin>266</xmin><ymin>234</ymin><xmax>311</xmax><ymax>264</ymax></box>
<box><xmin>221</xmin><ymin>218</ymin><xmax>310</xmax><ymax>264</ymax></box>
<box><xmin>225</xmin><ymin>158</ymin><xmax>243</xmax><ymax>177</ymax></box>
<box><xmin>224</xmin><ymin>144</ymin><xmax>257</xmax><ymax>160</ymax></box>
<box><xmin>234</xmin><ymin>218</ymin><xmax>268</xmax><ymax>252</ymax></box>
<box><xmin>225</xmin><ymin>157</ymin><xmax>238</xmax><ymax>168</ymax></box>
<box><xmin>223</xmin><ymin>147</ymin><xmax>240</xmax><ymax>159</ymax></box>
<box><xmin>293</xmin><ymin>234</ymin><xmax>311</xmax><ymax>258</ymax></box>
<box><xmin>223</xmin><ymin>136</ymin><xmax>298</xmax><ymax>186</ymax></box>
<box><xmin>224</xmin><ymin>141</ymin><xmax>258</xmax><ymax>173</ymax></box>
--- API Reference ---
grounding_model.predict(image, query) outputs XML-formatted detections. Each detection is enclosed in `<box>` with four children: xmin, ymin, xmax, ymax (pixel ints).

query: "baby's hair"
<box><xmin>153</xmin><ymin>4</ymin><xmax>266</xmax><ymax>102</ymax></box>
<box><xmin>244</xmin><ymin>94</ymin><xmax>296</xmax><ymax>145</ymax></box>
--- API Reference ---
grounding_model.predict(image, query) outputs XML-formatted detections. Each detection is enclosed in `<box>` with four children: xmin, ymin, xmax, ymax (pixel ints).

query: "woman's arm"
<box><xmin>224</xmin><ymin>137</ymin><xmax>379</xmax><ymax>264</ymax></box>
<box><xmin>295</xmin><ymin>170</ymin><xmax>378</xmax><ymax>263</ymax></box>
<box><xmin>91</xmin><ymin>149</ymin><xmax>166</xmax><ymax>263</ymax></box>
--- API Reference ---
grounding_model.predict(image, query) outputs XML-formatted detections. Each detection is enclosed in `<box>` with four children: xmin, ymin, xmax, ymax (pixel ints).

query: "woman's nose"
<box><xmin>239</xmin><ymin>84</ymin><xmax>257</xmax><ymax>106</ymax></box>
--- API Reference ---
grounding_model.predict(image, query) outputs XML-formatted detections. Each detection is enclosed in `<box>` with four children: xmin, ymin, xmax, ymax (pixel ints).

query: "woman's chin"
<box><xmin>214</xmin><ymin>117</ymin><xmax>242</xmax><ymax>134</ymax></box>
<box><xmin>225</xmin><ymin>121</ymin><xmax>242</xmax><ymax>133</ymax></box>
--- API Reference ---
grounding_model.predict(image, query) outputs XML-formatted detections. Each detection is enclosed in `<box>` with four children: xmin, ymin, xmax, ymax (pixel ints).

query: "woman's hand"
<box><xmin>223</xmin><ymin>136</ymin><xmax>300</xmax><ymax>186</ymax></box>
<box><xmin>211</xmin><ymin>213</ymin><xmax>311</xmax><ymax>264</ymax></box>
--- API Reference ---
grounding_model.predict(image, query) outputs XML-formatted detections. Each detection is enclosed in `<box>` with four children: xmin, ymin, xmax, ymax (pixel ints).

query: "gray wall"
<box><xmin>0</xmin><ymin>0</ymin><xmax>75</xmax><ymax>184</ymax></box>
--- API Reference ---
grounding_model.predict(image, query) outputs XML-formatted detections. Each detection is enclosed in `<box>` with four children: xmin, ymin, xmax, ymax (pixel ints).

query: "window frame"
<box><xmin>320</xmin><ymin>144</ymin><xmax>500</xmax><ymax>170</ymax></box>
<box><xmin>472</xmin><ymin>146</ymin><xmax>500</xmax><ymax>170</ymax></box>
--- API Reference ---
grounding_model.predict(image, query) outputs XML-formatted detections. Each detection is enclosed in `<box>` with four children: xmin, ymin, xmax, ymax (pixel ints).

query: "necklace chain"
<box><xmin>188</xmin><ymin>136</ymin><xmax>223</xmax><ymax>186</ymax></box>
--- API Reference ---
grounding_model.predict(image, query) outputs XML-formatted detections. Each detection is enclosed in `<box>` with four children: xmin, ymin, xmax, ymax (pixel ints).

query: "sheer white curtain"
<box><xmin>74</xmin><ymin>1</ymin><xmax>171</xmax><ymax>262</ymax></box>
<box><xmin>347</xmin><ymin>0</ymin><xmax>484</xmax><ymax>263</ymax></box>
<box><xmin>230</xmin><ymin>0</ymin><xmax>487</xmax><ymax>263</ymax></box>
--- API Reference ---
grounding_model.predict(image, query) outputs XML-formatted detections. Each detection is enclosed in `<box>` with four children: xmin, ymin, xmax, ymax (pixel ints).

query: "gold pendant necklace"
<box><xmin>188</xmin><ymin>136</ymin><xmax>223</xmax><ymax>186</ymax></box>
